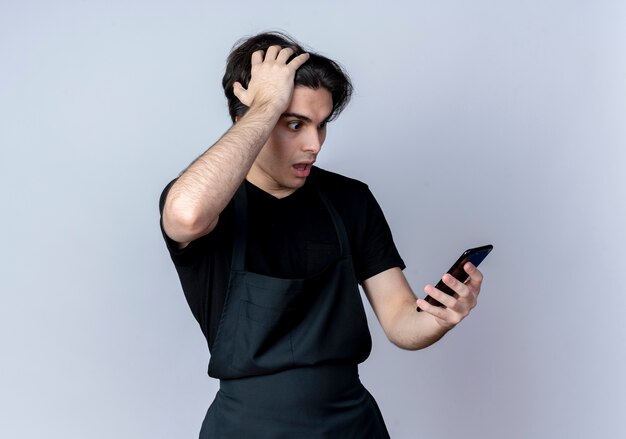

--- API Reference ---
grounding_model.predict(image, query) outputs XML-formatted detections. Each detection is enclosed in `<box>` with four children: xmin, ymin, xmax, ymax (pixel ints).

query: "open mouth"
<box><xmin>293</xmin><ymin>162</ymin><xmax>313</xmax><ymax>177</ymax></box>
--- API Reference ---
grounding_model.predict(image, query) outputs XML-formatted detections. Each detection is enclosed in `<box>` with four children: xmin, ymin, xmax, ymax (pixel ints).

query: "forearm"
<box><xmin>163</xmin><ymin>46</ymin><xmax>310</xmax><ymax>244</ymax></box>
<box><xmin>363</xmin><ymin>267</ymin><xmax>477</xmax><ymax>351</ymax></box>
<box><xmin>364</xmin><ymin>268</ymin><xmax>452</xmax><ymax>350</ymax></box>
<box><xmin>163</xmin><ymin>102</ymin><xmax>281</xmax><ymax>243</ymax></box>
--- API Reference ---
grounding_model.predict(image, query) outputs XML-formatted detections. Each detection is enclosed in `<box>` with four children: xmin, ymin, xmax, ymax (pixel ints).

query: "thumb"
<box><xmin>232</xmin><ymin>81</ymin><xmax>247</xmax><ymax>102</ymax></box>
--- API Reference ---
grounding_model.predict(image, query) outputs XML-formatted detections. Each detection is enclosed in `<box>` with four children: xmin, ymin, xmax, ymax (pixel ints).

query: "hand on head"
<box><xmin>233</xmin><ymin>46</ymin><xmax>310</xmax><ymax>113</ymax></box>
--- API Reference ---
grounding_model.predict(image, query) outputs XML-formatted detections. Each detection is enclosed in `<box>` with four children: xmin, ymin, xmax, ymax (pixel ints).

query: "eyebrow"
<box><xmin>281</xmin><ymin>112</ymin><xmax>331</xmax><ymax>124</ymax></box>
<box><xmin>281</xmin><ymin>112</ymin><xmax>313</xmax><ymax>123</ymax></box>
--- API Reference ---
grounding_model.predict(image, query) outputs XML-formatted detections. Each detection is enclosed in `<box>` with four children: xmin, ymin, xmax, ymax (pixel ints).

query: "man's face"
<box><xmin>247</xmin><ymin>86</ymin><xmax>333</xmax><ymax>198</ymax></box>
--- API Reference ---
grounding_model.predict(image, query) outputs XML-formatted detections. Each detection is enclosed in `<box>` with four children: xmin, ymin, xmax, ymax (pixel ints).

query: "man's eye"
<box><xmin>287</xmin><ymin>121</ymin><xmax>302</xmax><ymax>130</ymax></box>
<box><xmin>318</xmin><ymin>121</ymin><xmax>327</xmax><ymax>130</ymax></box>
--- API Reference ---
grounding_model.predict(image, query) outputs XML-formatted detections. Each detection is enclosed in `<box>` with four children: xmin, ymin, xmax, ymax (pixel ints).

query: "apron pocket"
<box><xmin>231</xmin><ymin>300</ymin><xmax>295</xmax><ymax>374</ymax></box>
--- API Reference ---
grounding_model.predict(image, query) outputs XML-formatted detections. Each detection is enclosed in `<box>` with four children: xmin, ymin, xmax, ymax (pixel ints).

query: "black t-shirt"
<box><xmin>159</xmin><ymin>167</ymin><xmax>405</xmax><ymax>351</ymax></box>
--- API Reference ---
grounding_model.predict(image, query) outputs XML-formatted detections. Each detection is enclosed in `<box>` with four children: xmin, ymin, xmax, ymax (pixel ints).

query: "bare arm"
<box><xmin>162</xmin><ymin>46</ymin><xmax>309</xmax><ymax>247</ymax></box>
<box><xmin>362</xmin><ymin>263</ymin><xmax>483</xmax><ymax>350</ymax></box>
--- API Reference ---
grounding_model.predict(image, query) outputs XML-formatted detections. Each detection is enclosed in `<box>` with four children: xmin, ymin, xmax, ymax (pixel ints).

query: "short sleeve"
<box><xmin>352</xmin><ymin>187</ymin><xmax>405</xmax><ymax>283</ymax></box>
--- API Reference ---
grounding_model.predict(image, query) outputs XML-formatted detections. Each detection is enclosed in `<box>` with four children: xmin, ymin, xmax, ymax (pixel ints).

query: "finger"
<box><xmin>251</xmin><ymin>50</ymin><xmax>264</xmax><ymax>65</ymax></box>
<box><xmin>288</xmin><ymin>52</ymin><xmax>310</xmax><ymax>69</ymax></box>
<box><xmin>276</xmin><ymin>47</ymin><xmax>295</xmax><ymax>63</ymax></box>
<box><xmin>464</xmin><ymin>262</ymin><xmax>483</xmax><ymax>293</ymax></box>
<box><xmin>443</xmin><ymin>273</ymin><xmax>479</xmax><ymax>310</ymax></box>
<box><xmin>442</xmin><ymin>273</ymin><xmax>470</xmax><ymax>298</ymax></box>
<box><xmin>416</xmin><ymin>298</ymin><xmax>460</xmax><ymax>327</ymax></box>
<box><xmin>416</xmin><ymin>297</ymin><xmax>448</xmax><ymax>319</ymax></box>
<box><xmin>264</xmin><ymin>45</ymin><xmax>281</xmax><ymax>60</ymax></box>
<box><xmin>424</xmin><ymin>283</ymin><xmax>457</xmax><ymax>309</ymax></box>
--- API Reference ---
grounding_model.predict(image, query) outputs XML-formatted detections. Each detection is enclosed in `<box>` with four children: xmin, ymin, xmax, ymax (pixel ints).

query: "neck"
<box><xmin>245</xmin><ymin>174</ymin><xmax>298</xmax><ymax>199</ymax></box>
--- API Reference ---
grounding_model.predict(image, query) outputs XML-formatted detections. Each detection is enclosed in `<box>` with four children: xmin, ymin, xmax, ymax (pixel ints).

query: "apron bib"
<box><xmin>201</xmin><ymin>179</ymin><xmax>389</xmax><ymax>438</ymax></box>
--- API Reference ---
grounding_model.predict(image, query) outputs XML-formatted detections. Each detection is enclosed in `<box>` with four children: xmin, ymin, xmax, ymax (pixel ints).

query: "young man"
<box><xmin>160</xmin><ymin>32</ymin><xmax>483</xmax><ymax>438</ymax></box>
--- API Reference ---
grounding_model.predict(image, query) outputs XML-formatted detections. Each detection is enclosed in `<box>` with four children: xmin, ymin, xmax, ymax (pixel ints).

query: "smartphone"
<box><xmin>416</xmin><ymin>244</ymin><xmax>493</xmax><ymax>312</ymax></box>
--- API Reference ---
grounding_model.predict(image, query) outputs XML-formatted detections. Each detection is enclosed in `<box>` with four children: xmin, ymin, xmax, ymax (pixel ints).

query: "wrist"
<box><xmin>248</xmin><ymin>96</ymin><xmax>286</xmax><ymax>117</ymax></box>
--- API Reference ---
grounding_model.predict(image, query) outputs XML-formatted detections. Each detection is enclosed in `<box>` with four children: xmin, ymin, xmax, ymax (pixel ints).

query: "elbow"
<box><xmin>387</xmin><ymin>333</ymin><xmax>423</xmax><ymax>351</ymax></box>
<box><xmin>388</xmin><ymin>336</ymin><xmax>430</xmax><ymax>352</ymax></box>
<box><xmin>162</xmin><ymin>196</ymin><xmax>217</xmax><ymax>243</ymax></box>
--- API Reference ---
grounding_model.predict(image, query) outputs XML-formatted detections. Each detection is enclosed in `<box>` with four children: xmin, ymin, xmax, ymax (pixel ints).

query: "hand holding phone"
<box><xmin>416</xmin><ymin>245</ymin><xmax>493</xmax><ymax>312</ymax></box>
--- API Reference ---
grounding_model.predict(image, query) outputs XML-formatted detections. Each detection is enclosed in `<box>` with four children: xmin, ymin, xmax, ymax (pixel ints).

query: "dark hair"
<box><xmin>222</xmin><ymin>31</ymin><xmax>352</xmax><ymax>123</ymax></box>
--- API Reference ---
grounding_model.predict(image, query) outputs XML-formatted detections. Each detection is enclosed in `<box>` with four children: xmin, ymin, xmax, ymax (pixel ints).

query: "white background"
<box><xmin>2</xmin><ymin>1</ymin><xmax>625</xmax><ymax>438</ymax></box>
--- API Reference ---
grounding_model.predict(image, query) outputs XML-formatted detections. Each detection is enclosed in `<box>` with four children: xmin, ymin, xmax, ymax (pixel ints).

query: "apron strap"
<box><xmin>231</xmin><ymin>183</ymin><xmax>248</xmax><ymax>272</ymax></box>
<box><xmin>310</xmin><ymin>177</ymin><xmax>351</xmax><ymax>258</ymax></box>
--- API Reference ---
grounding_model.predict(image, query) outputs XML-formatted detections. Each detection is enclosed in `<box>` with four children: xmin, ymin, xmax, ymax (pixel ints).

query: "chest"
<box><xmin>244</xmin><ymin>186</ymin><xmax>340</xmax><ymax>279</ymax></box>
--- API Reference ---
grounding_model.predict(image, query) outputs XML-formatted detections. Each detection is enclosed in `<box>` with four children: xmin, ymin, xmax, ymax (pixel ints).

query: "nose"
<box><xmin>302</xmin><ymin>128</ymin><xmax>323</xmax><ymax>154</ymax></box>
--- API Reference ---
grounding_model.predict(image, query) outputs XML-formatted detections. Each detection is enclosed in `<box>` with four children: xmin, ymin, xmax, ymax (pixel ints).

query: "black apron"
<box><xmin>200</xmin><ymin>180</ymin><xmax>390</xmax><ymax>438</ymax></box>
